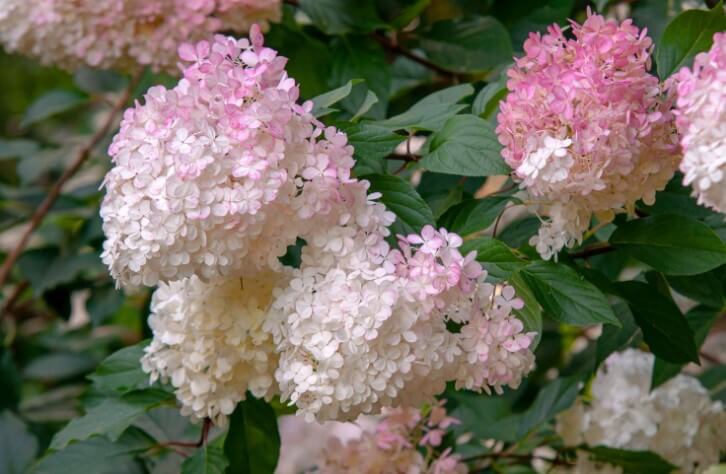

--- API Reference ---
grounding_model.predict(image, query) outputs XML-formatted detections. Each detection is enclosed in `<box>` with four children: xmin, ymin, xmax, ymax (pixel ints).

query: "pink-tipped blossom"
<box><xmin>101</xmin><ymin>28</ymin><xmax>355</xmax><ymax>288</ymax></box>
<box><xmin>496</xmin><ymin>10</ymin><xmax>680</xmax><ymax>259</ymax></box>
<box><xmin>673</xmin><ymin>32</ymin><xmax>726</xmax><ymax>214</ymax></box>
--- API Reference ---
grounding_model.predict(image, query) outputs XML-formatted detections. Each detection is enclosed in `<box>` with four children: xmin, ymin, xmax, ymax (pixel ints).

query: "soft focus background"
<box><xmin>0</xmin><ymin>1</ymin><xmax>724</xmax><ymax>473</ymax></box>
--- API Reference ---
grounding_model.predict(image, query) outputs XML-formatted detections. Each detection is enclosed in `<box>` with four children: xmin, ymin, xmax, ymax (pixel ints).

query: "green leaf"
<box><xmin>0</xmin><ymin>138</ymin><xmax>39</xmax><ymax>159</ymax></box>
<box><xmin>497</xmin><ymin>0</ymin><xmax>575</xmax><ymax>48</ymax></box>
<box><xmin>0</xmin><ymin>411</ymin><xmax>38</xmax><ymax>474</ymax></box>
<box><xmin>299</xmin><ymin>0</ymin><xmax>386</xmax><ymax>34</ymax></box>
<box><xmin>419</xmin><ymin>16</ymin><xmax>513</xmax><ymax>73</ymax></box>
<box><xmin>517</xmin><ymin>375</ymin><xmax>581</xmax><ymax>438</ymax></box>
<box><xmin>666</xmin><ymin>267</ymin><xmax>726</xmax><ymax>309</ymax></box>
<box><xmin>330</xmin><ymin>37</ymin><xmax>390</xmax><ymax>118</ymax></box>
<box><xmin>617</xmin><ymin>281</ymin><xmax>699</xmax><ymax>364</ymax></box>
<box><xmin>21</xmin><ymin>91</ymin><xmax>87</xmax><ymax>128</ymax></box>
<box><xmin>182</xmin><ymin>438</ymin><xmax>229</xmax><ymax>474</ymax></box>
<box><xmin>651</xmin><ymin>306</ymin><xmax>719</xmax><ymax>389</ymax></box>
<box><xmin>595</xmin><ymin>302</ymin><xmax>640</xmax><ymax>369</ymax></box>
<box><xmin>23</xmin><ymin>352</ymin><xmax>98</xmax><ymax>382</ymax></box>
<box><xmin>579</xmin><ymin>446</ymin><xmax>677</xmax><ymax>474</ymax></box>
<box><xmin>86</xmin><ymin>285</ymin><xmax>125</xmax><ymax>326</ymax></box>
<box><xmin>461</xmin><ymin>237</ymin><xmax>527</xmax><ymax>280</ymax></box>
<box><xmin>0</xmin><ymin>348</ymin><xmax>21</xmax><ymax>411</ymax></box>
<box><xmin>352</xmin><ymin>91</ymin><xmax>379</xmax><ymax>121</ymax></box>
<box><xmin>472</xmin><ymin>75</ymin><xmax>508</xmax><ymax>119</ymax></box>
<box><xmin>339</xmin><ymin>122</ymin><xmax>405</xmax><ymax>164</ymax></box>
<box><xmin>311</xmin><ymin>79</ymin><xmax>363</xmax><ymax>117</ymax></box>
<box><xmin>515</xmin><ymin>261</ymin><xmax>619</xmax><ymax>327</ymax></box>
<box><xmin>610</xmin><ymin>215</ymin><xmax>726</xmax><ymax>276</ymax></box>
<box><xmin>438</xmin><ymin>197</ymin><xmax>509</xmax><ymax>236</ymax></box>
<box><xmin>17</xmin><ymin>248</ymin><xmax>106</xmax><ymax>295</ymax></box>
<box><xmin>32</xmin><ymin>428</ymin><xmax>153</xmax><ymax>474</ymax></box>
<box><xmin>378</xmin><ymin>84</ymin><xmax>474</xmax><ymax>131</ymax></box>
<box><xmin>224</xmin><ymin>397</ymin><xmax>280</xmax><ymax>474</ymax></box>
<box><xmin>448</xmin><ymin>392</ymin><xmax>521</xmax><ymax>442</ymax></box>
<box><xmin>50</xmin><ymin>389</ymin><xmax>172</xmax><ymax>450</ymax></box>
<box><xmin>656</xmin><ymin>4</ymin><xmax>726</xmax><ymax>79</ymax></box>
<box><xmin>509</xmin><ymin>271</ymin><xmax>543</xmax><ymax>348</ymax></box>
<box><xmin>88</xmin><ymin>341</ymin><xmax>150</xmax><ymax>394</ymax></box>
<box><xmin>421</xmin><ymin>115</ymin><xmax>510</xmax><ymax>176</ymax></box>
<box><xmin>364</xmin><ymin>174</ymin><xmax>435</xmax><ymax>236</ymax></box>
<box><xmin>375</xmin><ymin>0</ymin><xmax>431</xmax><ymax>29</ymax></box>
<box><xmin>699</xmin><ymin>366</ymin><xmax>726</xmax><ymax>403</ymax></box>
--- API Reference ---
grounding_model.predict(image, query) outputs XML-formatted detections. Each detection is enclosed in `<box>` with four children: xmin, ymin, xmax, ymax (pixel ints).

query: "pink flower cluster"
<box><xmin>496</xmin><ymin>11</ymin><xmax>680</xmax><ymax>259</ymax></box>
<box><xmin>673</xmin><ymin>33</ymin><xmax>726</xmax><ymax>213</ymax></box>
<box><xmin>0</xmin><ymin>0</ymin><xmax>281</xmax><ymax>72</ymax></box>
<box><xmin>317</xmin><ymin>404</ymin><xmax>467</xmax><ymax>474</ymax></box>
<box><xmin>101</xmin><ymin>28</ymin><xmax>355</xmax><ymax>287</ymax></box>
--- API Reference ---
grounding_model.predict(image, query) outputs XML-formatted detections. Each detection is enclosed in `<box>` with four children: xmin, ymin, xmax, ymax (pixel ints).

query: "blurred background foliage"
<box><xmin>0</xmin><ymin>0</ymin><xmax>723</xmax><ymax>473</ymax></box>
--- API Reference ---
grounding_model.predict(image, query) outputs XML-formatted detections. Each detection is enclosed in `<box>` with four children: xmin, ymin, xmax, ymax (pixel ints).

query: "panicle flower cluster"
<box><xmin>496</xmin><ymin>11</ymin><xmax>680</xmax><ymax>259</ymax></box>
<box><xmin>673</xmin><ymin>33</ymin><xmax>726</xmax><ymax>213</ymax></box>
<box><xmin>0</xmin><ymin>0</ymin><xmax>281</xmax><ymax>72</ymax></box>
<box><xmin>266</xmin><ymin>210</ymin><xmax>536</xmax><ymax>421</ymax></box>
<box><xmin>317</xmin><ymin>403</ymin><xmax>466</xmax><ymax>474</ymax></box>
<box><xmin>556</xmin><ymin>349</ymin><xmax>726</xmax><ymax>473</ymax></box>
<box><xmin>101</xmin><ymin>28</ymin><xmax>355</xmax><ymax>288</ymax></box>
<box><xmin>141</xmin><ymin>270</ymin><xmax>286</xmax><ymax>427</ymax></box>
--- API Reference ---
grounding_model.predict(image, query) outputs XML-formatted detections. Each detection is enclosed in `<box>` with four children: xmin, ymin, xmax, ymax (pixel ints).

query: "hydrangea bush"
<box><xmin>0</xmin><ymin>1</ymin><xmax>724</xmax><ymax>473</ymax></box>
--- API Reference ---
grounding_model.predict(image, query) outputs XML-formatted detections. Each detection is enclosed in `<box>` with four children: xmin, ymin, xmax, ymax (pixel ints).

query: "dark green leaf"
<box><xmin>0</xmin><ymin>411</ymin><xmax>38</xmax><ymax>474</ymax></box>
<box><xmin>86</xmin><ymin>285</ymin><xmax>125</xmax><ymax>326</ymax></box>
<box><xmin>421</xmin><ymin>115</ymin><xmax>510</xmax><ymax>176</ymax></box>
<box><xmin>265</xmin><ymin>25</ymin><xmax>331</xmax><ymax>98</ymax></box>
<box><xmin>18</xmin><ymin>248</ymin><xmax>106</xmax><ymax>295</ymax></box>
<box><xmin>497</xmin><ymin>0</ymin><xmax>575</xmax><ymax>48</ymax></box>
<box><xmin>666</xmin><ymin>267</ymin><xmax>726</xmax><ymax>309</ymax></box>
<box><xmin>364</xmin><ymin>174</ymin><xmax>435</xmax><ymax>236</ymax></box>
<box><xmin>299</xmin><ymin>0</ymin><xmax>386</xmax><ymax>34</ymax></box>
<box><xmin>610</xmin><ymin>215</ymin><xmax>726</xmax><ymax>276</ymax></box>
<box><xmin>517</xmin><ymin>375</ymin><xmax>581</xmax><ymax>438</ymax></box>
<box><xmin>699</xmin><ymin>365</ymin><xmax>726</xmax><ymax>403</ymax></box>
<box><xmin>224</xmin><ymin>397</ymin><xmax>280</xmax><ymax>474</ymax></box>
<box><xmin>378</xmin><ymin>84</ymin><xmax>474</xmax><ymax>131</ymax></box>
<box><xmin>617</xmin><ymin>281</ymin><xmax>698</xmax><ymax>364</ymax></box>
<box><xmin>32</xmin><ymin>428</ymin><xmax>152</xmax><ymax>474</ymax></box>
<box><xmin>656</xmin><ymin>4</ymin><xmax>726</xmax><ymax>79</ymax></box>
<box><xmin>330</xmin><ymin>37</ymin><xmax>390</xmax><ymax>118</ymax></box>
<box><xmin>516</xmin><ymin>261</ymin><xmax>619</xmax><ymax>327</ymax></box>
<box><xmin>651</xmin><ymin>306</ymin><xmax>719</xmax><ymax>389</ymax></box>
<box><xmin>375</xmin><ymin>0</ymin><xmax>431</xmax><ymax>28</ymax></box>
<box><xmin>0</xmin><ymin>138</ymin><xmax>39</xmax><ymax>159</ymax></box>
<box><xmin>51</xmin><ymin>389</ymin><xmax>172</xmax><ymax>450</ymax></box>
<box><xmin>498</xmin><ymin>217</ymin><xmax>540</xmax><ymax>248</ymax></box>
<box><xmin>182</xmin><ymin>438</ymin><xmax>229</xmax><ymax>474</ymax></box>
<box><xmin>419</xmin><ymin>17</ymin><xmax>513</xmax><ymax>73</ymax></box>
<box><xmin>595</xmin><ymin>302</ymin><xmax>640</xmax><ymax>369</ymax></box>
<box><xmin>88</xmin><ymin>341</ymin><xmax>150</xmax><ymax>394</ymax></box>
<box><xmin>0</xmin><ymin>348</ymin><xmax>21</xmax><ymax>411</ymax></box>
<box><xmin>21</xmin><ymin>91</ymin><xmax>87</xmax><ymax>128</ymax></box>
<box><xmin>580</xmin><ymin>446</ymin><xmax>677</xmax><ymax>474</ymax></box>
<box><xmin>438</xmin><ymin>197</ymin><xmax>509</xmax><ymax>236</ymax></box>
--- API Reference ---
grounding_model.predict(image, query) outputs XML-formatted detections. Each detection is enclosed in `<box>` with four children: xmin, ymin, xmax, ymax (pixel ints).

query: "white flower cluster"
<box><xmin>0</xmin><ymin>0</ymin><xmax>281</xmax><ymax>73</ymax></box>
<box><xmin>101</xmin><ymin>30</ymin><xmax>354</xmax><ymax>288</ymax></box>
<box><xmin>556</xmin><ymin>349</ymin><xmax>726</xmax><ymax>473</ymax></box>
<box><xmin>141</xmin><ymin>271</ymin><xmax>285</xmax><ymax>426</ymax></box>
<box><xmin>266</xmin><ymin>196</ymin><xmax>536</xmax><ymax>421</ymax></box>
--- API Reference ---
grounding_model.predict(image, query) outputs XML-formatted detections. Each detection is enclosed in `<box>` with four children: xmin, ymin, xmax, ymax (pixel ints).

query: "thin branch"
<box><xmin>159</xmin><ymin>418</ymin><xmax>212</xmax><ymax>450</ymax></box>
<box><xmin>0</xmin><ymin>71</ymin><xmax>143</xmax><ymax>293</ymax></box>
<box><xmin>1</xmin><ymin>280</ymin><xmax>29</xmax><ymax>319</ymax></box>
<box><xmin>372</xmin><ymin>32</ymin><xmax>459</xmax><ymax>79</ymax></box>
